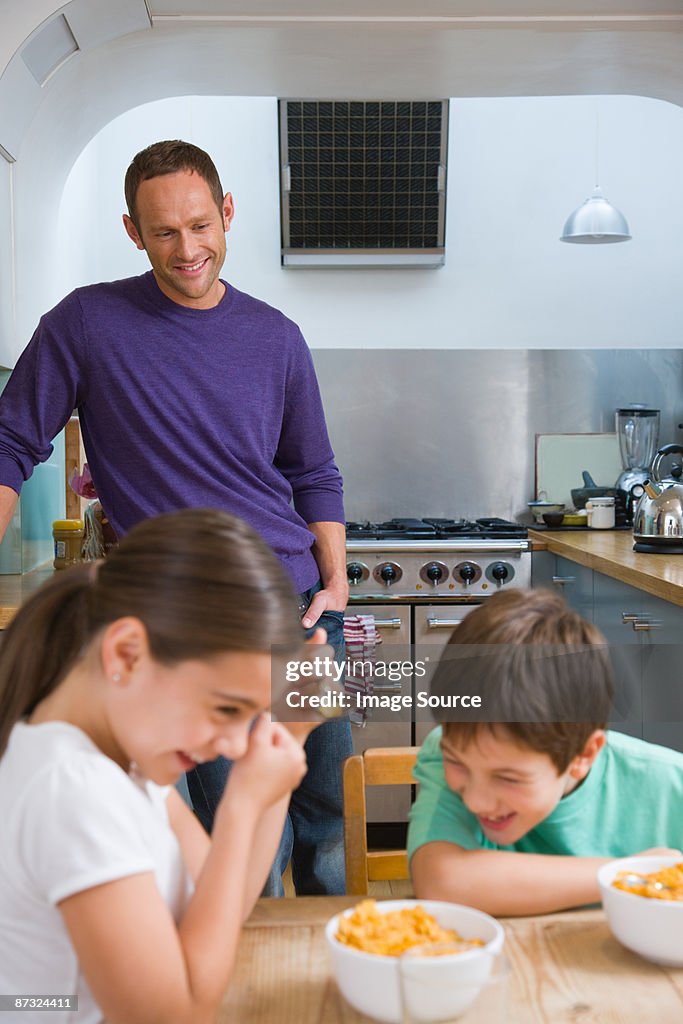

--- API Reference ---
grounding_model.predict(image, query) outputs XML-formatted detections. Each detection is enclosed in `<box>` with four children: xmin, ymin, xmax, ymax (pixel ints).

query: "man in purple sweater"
<box><xmin>0</xmin><ymin>140</ymin><xmax>351</xmax><ymax>896</ymax></box>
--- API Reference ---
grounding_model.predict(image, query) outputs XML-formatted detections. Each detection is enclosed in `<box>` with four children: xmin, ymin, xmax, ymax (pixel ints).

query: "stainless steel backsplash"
<box><xmin>312</xmin><ymin>349</ymin><xmax>683</xmax><ymax>522</ymax></box>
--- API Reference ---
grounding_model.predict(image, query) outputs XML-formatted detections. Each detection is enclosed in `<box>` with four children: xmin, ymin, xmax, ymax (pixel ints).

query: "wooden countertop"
<box><xmin>221</xmin><ymin>896</ymin><xmax>683</xmax><ymax>1022</ymax></box>
<box><xmin>2</xmin><ymin>530</ymin><xmax>683</xmax><ymax>626</ymax></box>
<box><xmin>0</xmin><ymin>564</ymin><xmax>54</xmax><ymax>629</ymax></box>
<box><xmin>530</xmin><ymin>528</ymin><xmax>683</xmax><ymax>607</ymax></box>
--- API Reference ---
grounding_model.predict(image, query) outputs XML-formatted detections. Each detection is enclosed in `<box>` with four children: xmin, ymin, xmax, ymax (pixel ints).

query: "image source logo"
<box><xmin>271</xmin><ymin>641</ymin><xmax>631</xmax><ymax>726</ymax></box>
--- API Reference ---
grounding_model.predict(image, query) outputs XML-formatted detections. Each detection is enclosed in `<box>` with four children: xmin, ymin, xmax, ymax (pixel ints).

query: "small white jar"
<box><xmin>586</xmin><ymin>496</ymin><xmax>615</xmax><ymax>529</ymax></box>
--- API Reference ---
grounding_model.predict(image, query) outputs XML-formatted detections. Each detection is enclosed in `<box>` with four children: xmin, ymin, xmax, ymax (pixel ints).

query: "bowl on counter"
<box><xmin>528</xmin><ymin>501</ymin><xmax>565</xmax><ymax>523</ymax></box>
<box><xmin>325</xmin><ymin>899</ymin><xmax>505</xmax><ymax>1024</ymax></box>
<box><xmin>561</xmin><ymin>511</ymin><xmax>589</xmax><ymax>526</ymax></box>
<box><xmin>542</xmin><ymin>512</ymin><xmax>565</xmax><ymax>527</ymax></box>
<box><xmin>598</xmin><ymin>856</ymin><xmax>683</xmax><ymax>967</ymax></box>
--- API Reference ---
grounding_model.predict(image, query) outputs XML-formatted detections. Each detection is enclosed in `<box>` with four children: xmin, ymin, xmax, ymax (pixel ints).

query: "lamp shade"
<box><xmin>560</xmin><ymin>187</ymin><xmax>631</xmax><ymax>244</ymax></box>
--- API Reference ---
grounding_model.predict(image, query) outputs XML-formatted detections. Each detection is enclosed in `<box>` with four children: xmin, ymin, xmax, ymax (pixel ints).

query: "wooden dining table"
<box><xmin>219</xmin><ymin>896</ymin><xmax>683</xmax><ymax>1023</ymax></box>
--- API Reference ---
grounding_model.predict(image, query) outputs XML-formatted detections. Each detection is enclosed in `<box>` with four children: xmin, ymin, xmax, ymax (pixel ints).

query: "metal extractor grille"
<box><xmin>279</xmin><ymin>100</ymin><xmax>448</xmax><ymax>267</ymax></box>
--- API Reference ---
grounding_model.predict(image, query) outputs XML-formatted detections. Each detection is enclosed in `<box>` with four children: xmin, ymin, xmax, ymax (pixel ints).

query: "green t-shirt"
<box><xmin>407</xmin><ymin>727</ymin><xmax>683</xmax><ymax>861</ymax></box>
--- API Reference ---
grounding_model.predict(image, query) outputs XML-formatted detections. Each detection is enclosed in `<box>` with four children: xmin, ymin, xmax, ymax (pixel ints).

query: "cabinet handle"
<box><xmin>621</xmin><ymin>612</ymin><xmax>662</xmax><ymax>631</ymax></box>
<box><xmin>374</xmin><ymin>618</ymin><xmax>402</xmax><ymax>629</ymax></box>
<box><xmin>552</xmin><ymin>576</ymin><xmax>576</xmax><ymax>586</ymax></box>
<box><xmin>426</xmin><ymin>618</ymin><xmax>466</xmax><ymax>629</ymax></box>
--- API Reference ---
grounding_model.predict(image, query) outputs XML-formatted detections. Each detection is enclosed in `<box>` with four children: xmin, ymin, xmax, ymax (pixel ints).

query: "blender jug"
<box><xmin>615</xmin><ymin>405</ymin><xmax>660</xmax><ymax>496</ymax></box>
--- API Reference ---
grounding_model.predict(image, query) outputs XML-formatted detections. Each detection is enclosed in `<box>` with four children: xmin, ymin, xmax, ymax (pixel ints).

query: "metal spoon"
<box><xmin>617</xmin><ymin>873</ymin><xmax>673</xmax><ymax>893</ymax></box>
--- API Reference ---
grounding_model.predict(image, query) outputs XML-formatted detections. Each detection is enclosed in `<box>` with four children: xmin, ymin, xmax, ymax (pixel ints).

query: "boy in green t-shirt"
<box><xmin>408</xmin><ymin>588</ymin><xmax>683</xmax><ymax>916</ymax></box>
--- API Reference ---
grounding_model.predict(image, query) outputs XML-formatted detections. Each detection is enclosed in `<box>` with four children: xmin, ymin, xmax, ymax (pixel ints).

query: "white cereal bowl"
<box><xmin>598</xmin><ymin>856</ymin><xmax>683</xmax><ymax>967</ymax></box>
<box><xmin>325</xmin><ymin>899</ymin><xmax>505</xmax><ymax>1024</ymax></box>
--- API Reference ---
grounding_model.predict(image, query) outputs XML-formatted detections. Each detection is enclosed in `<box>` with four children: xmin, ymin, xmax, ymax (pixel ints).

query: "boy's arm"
<box><xmin>411</xmin><ymin>841</ymin><xmax>610</xmax><ymax>916</ymax></box>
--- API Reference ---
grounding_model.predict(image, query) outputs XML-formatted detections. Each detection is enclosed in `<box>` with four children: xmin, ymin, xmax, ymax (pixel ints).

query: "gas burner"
<box><xmin>345</xmin><ymin>517</ymin><xmax>527</xmax><ymax>541</ymax></box>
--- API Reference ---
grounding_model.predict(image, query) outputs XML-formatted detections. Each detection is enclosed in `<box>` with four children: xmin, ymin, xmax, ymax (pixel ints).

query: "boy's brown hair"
<box><xmin>433</xmin><ymin>588</ymin><xmax>614</xmax><ymax>773</ymax></box>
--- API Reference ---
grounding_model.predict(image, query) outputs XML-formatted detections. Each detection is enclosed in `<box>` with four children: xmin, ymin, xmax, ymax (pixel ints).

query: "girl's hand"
<box><xmin>220</xmin><ymin>716</ymin><xmax>307</xmax><ymax>815</ymax></box>
<box><xmin>278</xmin><ymin>626</ymin><xmax>345</xmax><ymax>743</ymax></box>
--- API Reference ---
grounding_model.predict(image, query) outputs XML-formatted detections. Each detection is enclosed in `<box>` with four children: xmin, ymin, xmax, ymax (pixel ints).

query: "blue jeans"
<box><xmin>186</xmin><ymin>583</ymin><xmax>352</xmax><ymax>896</ymax></box>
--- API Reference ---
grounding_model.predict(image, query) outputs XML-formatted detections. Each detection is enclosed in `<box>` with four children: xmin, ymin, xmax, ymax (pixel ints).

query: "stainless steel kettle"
<box><xmin>633</xmin><ymin>443</ymin><xmax>683</xmax><ymax>552</ymax></box>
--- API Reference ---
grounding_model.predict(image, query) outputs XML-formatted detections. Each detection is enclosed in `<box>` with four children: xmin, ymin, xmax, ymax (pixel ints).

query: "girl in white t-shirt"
<box><xmin>0</xmin><ymin>508</ymin><xmax>322</xmax><ymax>1024</ymax></box>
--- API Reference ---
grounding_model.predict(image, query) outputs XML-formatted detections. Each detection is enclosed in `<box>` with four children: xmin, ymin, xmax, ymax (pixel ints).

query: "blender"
<box><xmin>615</xmin><ymin>405</ymin><xmax>660</xmax><ymax>500</ymax></box>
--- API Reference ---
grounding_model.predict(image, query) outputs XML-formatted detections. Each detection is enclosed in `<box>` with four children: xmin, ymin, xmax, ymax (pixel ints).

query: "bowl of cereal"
<box><xmin>325</xmin><ymin>899</ymin><xmax>505</xmax><ymax>1023</ymax></box>
<box><xmin>598</xmin><ymin>856</ymin><xmax>683</xmax><ymax>967</ymax></box>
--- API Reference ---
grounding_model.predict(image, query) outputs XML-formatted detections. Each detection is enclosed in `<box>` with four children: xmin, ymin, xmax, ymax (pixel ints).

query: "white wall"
<box><xmin>56</xmin><ymin>92</ymin><xmax>683</xmax><ymax>350</ymax></box>
<box><xmin>0</xmin><ymin>157</ymin><xmax>14</xmax><ymax>365</ymax></box>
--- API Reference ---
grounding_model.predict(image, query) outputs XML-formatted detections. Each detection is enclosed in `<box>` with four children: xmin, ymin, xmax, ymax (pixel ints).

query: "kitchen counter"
<box><xmin>530</xmin><ymin>529</ymin><xmax>683</xmax><ymax>608</ymax></box>
<box><xmin>0</xmin><ymin>564</ymin><xmax>54</xmax><ymax>629</ymax></box>
<box><xmin>3</xmin><ymin>532</ymin><xmax>683</xmax><ymax>624</ymax></box>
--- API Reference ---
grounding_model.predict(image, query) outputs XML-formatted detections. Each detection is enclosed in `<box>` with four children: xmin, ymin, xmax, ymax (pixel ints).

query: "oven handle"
<box><xmin>426</xmin><ymin>617</ymin><xmax>467</xmax><ymax>629</ymax></box>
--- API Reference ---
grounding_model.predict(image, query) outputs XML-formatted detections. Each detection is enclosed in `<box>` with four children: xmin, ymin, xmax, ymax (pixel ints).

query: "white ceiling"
<box><xmin>149</xmin><ymin>1</ymin><xmax>683</xmax><ymax>16</ymax></box>
<box><xmin>1</xmin><ymin>0</ymin><xmax>683</xmax><ymax>167</ymax></box>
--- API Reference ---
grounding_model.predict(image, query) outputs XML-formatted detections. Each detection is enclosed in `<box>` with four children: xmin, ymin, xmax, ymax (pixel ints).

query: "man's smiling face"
<box><xmin>123</xmin><ymin>169</ymin><xmax>233</xmax><ymax>309</ymax></box>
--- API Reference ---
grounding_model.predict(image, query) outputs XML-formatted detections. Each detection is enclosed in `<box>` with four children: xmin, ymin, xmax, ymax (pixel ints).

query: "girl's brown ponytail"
<box><xmin>0</xmin><ymin>565</ymin><xmax>93</xmax><ymax>755</ymax></box>
<box><xmin>0</xmin><ymin>509</ymin><xmax>304</xmax><ymax>758</ymax></box>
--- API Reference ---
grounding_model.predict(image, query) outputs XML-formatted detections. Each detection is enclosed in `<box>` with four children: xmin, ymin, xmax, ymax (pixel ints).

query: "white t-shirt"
<box><xmin>0</xmin><ymin>721</ymin><xmax>193</xmax><ymax>1024</ymax></box>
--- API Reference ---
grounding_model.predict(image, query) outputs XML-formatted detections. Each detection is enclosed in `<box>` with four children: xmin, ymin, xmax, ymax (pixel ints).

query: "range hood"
<box><xmin>279</xmin><ymin>99</ymin><xmax>448</xmax><ymax>269</ymax></box>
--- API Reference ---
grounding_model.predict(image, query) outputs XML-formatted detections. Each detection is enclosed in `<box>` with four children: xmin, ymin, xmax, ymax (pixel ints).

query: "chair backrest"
<box><xmin>343</xmin><ymin>747</ymin><xmax>419</xmax><ymax>896</ymax></box>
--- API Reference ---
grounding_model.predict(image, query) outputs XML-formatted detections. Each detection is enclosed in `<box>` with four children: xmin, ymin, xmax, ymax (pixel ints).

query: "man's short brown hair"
<box><xmin>124</xmin><ymin>140</ymin><xmax>225</xmax><ymax>229</ymax></box>
<box><xmin>434</xmin><ymin>588</ymin><xmax>614</xmax><ymax>773</ymax></box>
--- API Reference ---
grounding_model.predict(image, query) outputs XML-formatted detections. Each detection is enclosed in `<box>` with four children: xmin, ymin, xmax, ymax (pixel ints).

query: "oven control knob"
<box><xmin>491</xmin><ymin>562</ymin><xmax>510</xmax><ymax>583</ymax></box>
<box><xmin>347</xmin><ymin>562</ymin><xmax>368</xmax><ymax>585</ymax></box>
<box><xmin>374</xmin><ymin>561</ymin><xmax>403</xmax><ymax>587</ymax></box>
<box><xmin>459</xmin><ymin>563</ymin><xmax>477</xmax><ymax>583</ymax></box>
<box><xmin>420</xmin><ymin>560</ymin><xmax>448</xmax><ymax>586</ymax></box>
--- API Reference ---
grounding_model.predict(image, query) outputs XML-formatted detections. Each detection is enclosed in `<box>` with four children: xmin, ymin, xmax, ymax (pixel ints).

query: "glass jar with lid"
<box><xmin>52</xmin><ymin>519</ymin><xmax>84</xmax><ymax>569</ymax></box>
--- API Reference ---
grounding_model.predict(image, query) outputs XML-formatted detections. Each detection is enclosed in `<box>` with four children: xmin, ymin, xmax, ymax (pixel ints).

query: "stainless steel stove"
<box><xmin>344</xmin><ymin>517</ymin><xmax>531</xmax><ymax>826</ymax></box>
<box><xmin>346</xmin><ymin>517</ymin><xmax>531</xmax><ymax>599</ymax></box>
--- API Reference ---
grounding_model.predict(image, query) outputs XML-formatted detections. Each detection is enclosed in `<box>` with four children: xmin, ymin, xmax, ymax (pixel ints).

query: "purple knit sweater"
<box><xmin>0</xmin><ymin>272</ymin><xmax>344</xmax><ymax>592</ymax></box>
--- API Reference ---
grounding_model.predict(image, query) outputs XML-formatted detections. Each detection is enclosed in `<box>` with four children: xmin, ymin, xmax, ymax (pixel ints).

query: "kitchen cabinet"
<box><xmin>346</xmin><ymin>604</ymin><xmax>412</xmax><ymax>823</ymax></box>
<box><xmin>593</xmin><ymin>575</ymin><xmax>683</xmax><ymax>751</ymax></box>
<box><xmin>413</xmin><ymin>604</ymin><xmax>477</xmax><ymax>746</ymax></box>
<box><xmin>551</xmin><ymin>556</ymin><xmax>594</xmax><ymax>622</ymax></box>
<box><xmin>533</xmin><ymin>547</ymin><xmax>683</xmax><ymax>752</ymax></box>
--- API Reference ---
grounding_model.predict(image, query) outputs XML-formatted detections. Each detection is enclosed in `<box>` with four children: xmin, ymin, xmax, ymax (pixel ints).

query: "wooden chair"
<box><xmin>343</xmin><ymin>747</ymin><xmax>419</xmax><ymax>896</ymax></box>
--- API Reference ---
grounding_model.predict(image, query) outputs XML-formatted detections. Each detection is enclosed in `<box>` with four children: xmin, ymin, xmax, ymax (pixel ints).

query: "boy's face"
<box><xmin>440</xmin><ymin>726</ymin><xmax>603</xmax><ymax>846</ymax></box>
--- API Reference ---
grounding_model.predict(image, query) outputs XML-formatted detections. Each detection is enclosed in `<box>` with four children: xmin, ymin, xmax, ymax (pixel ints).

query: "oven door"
<box><xmin>347</xmin><ymin>603</ymin><xmax>411</xmax><ymax>822</ymax></box>
<box><xmin>414</xmin><ymin>604</ymin><xmax>478</xmax><ymax>745</ymax></box>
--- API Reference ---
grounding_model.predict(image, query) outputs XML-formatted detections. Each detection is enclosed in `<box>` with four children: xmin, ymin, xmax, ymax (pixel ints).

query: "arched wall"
<box><xmin>56</xmin><ymin>92</ymin><xmax>683</xmax><ymax>354</ymax></box>
<box><xmin>1</xmin><ymin>4</ymin><xmax>683</xmax><ymax>364</ymax></box>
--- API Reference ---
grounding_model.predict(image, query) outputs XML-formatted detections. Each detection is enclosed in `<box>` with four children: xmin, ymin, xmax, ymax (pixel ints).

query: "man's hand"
<box><xmin>304</xmin><ymin>520</ymin><xmax>348</xmax><ymax>627</ymax></box>
<box><xmin>301</xmin><ymin>582</ymin><xmax>349</xmax><ymax>628</ymax></box>
<box><xmin>0</xmin><ymin>485</ymin><xmax>19</xmax><ymax>545</ymax></box>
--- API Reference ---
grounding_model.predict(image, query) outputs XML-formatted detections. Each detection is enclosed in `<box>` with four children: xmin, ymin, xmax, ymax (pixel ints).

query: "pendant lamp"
<box><xmin>560</xmin><ymin>187</ymin><xmax>631</xmax><ymax>244</ymax></box>
<box><xmin>560</xmin><ymin>104</ymin><xmax>631</xmax><ymax>244</ymax></box>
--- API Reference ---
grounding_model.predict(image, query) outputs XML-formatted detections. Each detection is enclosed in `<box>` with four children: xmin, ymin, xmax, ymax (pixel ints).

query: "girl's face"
<box><xmin>107</xmin><ymin>648</ymin><xmax>274</xmax><ymax>785</ymax></box>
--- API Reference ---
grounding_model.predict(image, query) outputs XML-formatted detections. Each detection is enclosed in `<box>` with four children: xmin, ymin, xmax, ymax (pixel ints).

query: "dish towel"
<box><xmin>343</xmin><ymin>613</ymin><xmax>382</xmax><ymax>726</ymax></box>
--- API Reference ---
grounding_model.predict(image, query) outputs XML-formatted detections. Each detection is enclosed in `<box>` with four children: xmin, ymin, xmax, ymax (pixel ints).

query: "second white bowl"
<box><xmin>598</xmin><ymin>856</ymin><xmax>683</xmax><ymax>967</ymax></box>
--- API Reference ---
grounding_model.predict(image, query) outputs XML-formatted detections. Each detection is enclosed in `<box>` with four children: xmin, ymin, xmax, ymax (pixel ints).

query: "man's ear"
<box><xmin>222</xmin><ymin>192</ymin><xmax>235</xmax><ymax>232</ymax></box>
<box><xmin>122</xmin><ymin>214</ymin><xmax>145</xmax><ymax>251</ymax></box>
<box><xmin>567</xmin><ymin>729</ymin><xmax>606</xmax><ymax>782</ymax></box>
